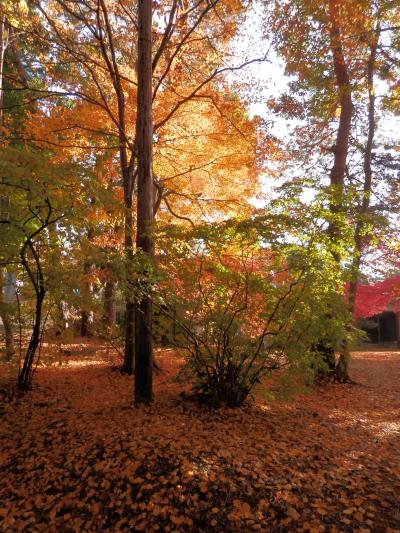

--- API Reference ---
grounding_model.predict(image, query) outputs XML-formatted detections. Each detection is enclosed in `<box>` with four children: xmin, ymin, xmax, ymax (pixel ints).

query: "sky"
<box><xmin>226</xmin><ymin>4</ymin><xmax>400</xmax><ymax>278</ymax></box>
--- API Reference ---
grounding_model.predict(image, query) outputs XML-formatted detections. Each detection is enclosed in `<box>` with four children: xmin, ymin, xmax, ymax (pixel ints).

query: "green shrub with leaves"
<box><xmin>154</xmin><ymin>209</ymin><xmax>357</xmax><ymax>407</ymax></box>
<box><xmin>0</xmin><ymin>145</ymin><xmax>83</xmax><ymax>388</ymax></box>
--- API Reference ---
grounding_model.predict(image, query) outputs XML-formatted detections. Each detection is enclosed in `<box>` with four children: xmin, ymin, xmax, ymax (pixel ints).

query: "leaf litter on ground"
<box><xmin>0</xmin><ymin>340</ymin><xmax>399</xmax><ymax>532</ymax></box>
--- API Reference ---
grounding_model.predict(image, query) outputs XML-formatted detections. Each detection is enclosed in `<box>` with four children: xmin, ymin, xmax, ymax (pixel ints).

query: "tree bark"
<box><xmin>8</xmin><ymin>26</ymin><xmax>28</xmax><ymax>85</ymax></box>
<box><xmin>90</xmin><ymin>0</ymin><xmax>136</xmax><ymax>373</ymax></box>
<box><xmin>122</xmin><ymin>191</ymin><xmax>135</xmax><ymax>374</ymax></box>
<box><xmin>18</xmin><ymin>287</ymin><xmax>45</xmax><ymax>390</ymax></box>
<box><xmin>0</xmin><ymin>12</ymin><xmax>14</xmax><ymax>361</ymax></box>
<box><xmin>55</xmin><ymin>301</ymin><xmax>68</xmax><ymax>335</ymax></box>
<box><xmin>134</xmin><ymin>0</ymin><xmax>154</xmax><ymax>405</ymax></box>
<box><xmin>80</xmin><ymin>309</ymin><xmax>92</xmax><ymax>336</ymax></box>
<box><xmin>80</xmin><ymin>228</ymin><xmax>94</xmax><ymax>337</ymax></box>
<box><xmin>104</xmin><ymin>279</ymin><xmax>117</xmax><ymax>328</ymax></box>
<box><xmin>348</xmin><ymin>34</ymin><xmax>378</xmax><ymax>316</ymax></box>
<box><xmin>328</xmin><ymin>0</ymin><xmax>353</xmax><ymax>226</ymax></box>
<box><xmin>115</xmin><ymin>52</ymin><xmax>135</xmax><ymax>375</ymax></box>
<box><xmin>0</xmin><ymin>272</ymin><xmax>15</xmax><ymax>361</ymax></box>
<box><xmin>18</xmin><ymin>237</ymin><xmax>47</xmax><ymax>390</ymax></box>
<box><xmin>327</xmin><ymin>0</ymin><xmax>353</xmax><ymax>381</ymax></box>
<box><xmin>0</xmin><ymin>11</ymin><xmax>6</xmax><ymax>131</ymax></box>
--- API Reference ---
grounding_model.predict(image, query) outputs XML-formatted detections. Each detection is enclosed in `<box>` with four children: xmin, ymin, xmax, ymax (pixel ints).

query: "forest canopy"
<box><xmin>0</xmin><ymin>0</ymin><xmax>399</xmax><ymax>399</ymax></box>
<box><xmin>1</xmin><ymin>1</ymin><xmax>400</xmax><ymax>532</ymax></box>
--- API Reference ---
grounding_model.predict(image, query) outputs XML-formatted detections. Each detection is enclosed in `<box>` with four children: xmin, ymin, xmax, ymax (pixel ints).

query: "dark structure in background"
<box><xmin>354</xmin><ymin>276</ymin><xmax>400</xmax><ymax>345</ymax></box>
<box><xmin>360</xmin><ymin>311</ymin><xmax>399</xmax><ymax>343</ymax></box>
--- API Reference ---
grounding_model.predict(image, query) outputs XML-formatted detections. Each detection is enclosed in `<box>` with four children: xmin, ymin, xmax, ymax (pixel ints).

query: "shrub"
<box><xmin>154</xmin><ymin>217</ymin><xmax>353</xmax><ymax>407</ymax></box>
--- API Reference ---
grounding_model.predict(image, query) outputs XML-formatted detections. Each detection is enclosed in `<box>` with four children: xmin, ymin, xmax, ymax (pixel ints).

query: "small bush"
<box><xmin>155</xmin><ymin>218</ymin><xmax>353</xmax><ymax>407</ymax></box>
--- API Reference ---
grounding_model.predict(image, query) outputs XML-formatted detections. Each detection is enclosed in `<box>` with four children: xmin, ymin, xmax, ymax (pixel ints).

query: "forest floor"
<box><xmin>0</xmin><ymin>340</ymin><xmax>399</xmax><ymax>533</ymax></box>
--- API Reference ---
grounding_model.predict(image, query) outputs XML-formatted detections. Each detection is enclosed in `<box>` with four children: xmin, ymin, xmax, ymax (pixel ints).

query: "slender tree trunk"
<box><xmin>104</xmin><ymin>279</ymin><xmax>117</xmax><ymax>328</ymax></box>
<box><xmin>85</xmin><ymin>0</ymin><xmax>136</xmax><ymax>373</ymax></box>
<box><xmin>0</xmin><ymin>13</ymin><xmax>14</xmax><ymax>360</ymax></box>
<box><xmin>18</xmin><ymin>236</ymin><xmax>47</xmax><ymax>390</ymax></box>
<box><xmin>0</xmin><ymin>272</ymin><xmax>14</xmax><ymax>361</ymax></box>
<box><xmin>8</xmin><ymin>26</ymin><xmax>28</xmax><ymax>85</ymax></box>
<box><xmin>328</xmin><ymin>0</ymin><xmax>353</xmax><ymax>224</ymax></box>
<box><xmin>80</xmin><ymin>228</ymin><xmax>94</xmax><ymax>336</ymax></box>
<box><xmin>122</xmin><ymin>194</ymin><xmax>135</xmax><ymax>373</ymax></box>
<box><xmin>327</xmin><ymin>0</ymin><xmax>353</xmax><ymax>381</ymax></box>
<box><xmin>103</xmin><ymin>224</ymin><xmax>119</xmax><ymax>330</ymax></box>
<box><xmin>56</xmin><ymin>301</ymin><xmax>68</xmax><ymax>335</ymax></box>
<box><xmin>134</xmin><ymin>0</ymin><xmax>154</xmax><ymax>405</ymax></box>
<box><xmin>18</xmin><ymin>288</ymin><xmax>45</xmax><ymax>390</ymax></box>
<box><xmin>348</xmin><ymin>35</ymin><xmax>378</xmax><ymax>315</ymax></box>
<box><xmin>0</xmin><ymin>11</ymin><xmax>5</xmax><ymax>131</ymax></box>
<box><xmin>0</xmin><ymin>305</ymin><xmax>14</xmax><ymax>360</ymax></box>
<box><xmin>117</xmin><ymin>78</ymin><xmax>135</xmax><ymax>375</ymax></box>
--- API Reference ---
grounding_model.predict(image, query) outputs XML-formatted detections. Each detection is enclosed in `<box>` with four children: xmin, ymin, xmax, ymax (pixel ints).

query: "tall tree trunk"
<box><xmin>328</xmin><ymin>0</ymin><xmax>353</xmax><ymax>224</ymax></box>
<box><xmin>85</xmin><ymin>0</ymin><xmax>136</xmax><ymax>373</ymax></box>
<box><xmin>103</xmin><ymin>224</ymin><xmax>119</xmax><ymax>330</ymax></box>
<box><xmin>103</xmin><ymin>279</ymin><xmax>117</xmax><ymax>328</ymax></box>
<box><xmin>18</xmin><ymin>237</ymin><xmax>47</xmax><ymax>391</ymax></box>
<box><xmin>122</xmin><ymin>196</ymin><xmax>135</xmax><ymax>373</ymax></box>
<box><xmin>8</xmin><ymin>26</ymin><xmax>28</xmax><ymax>85</ymax></box>
<box><xmin>80</xmin><ymin>228</ymin><xmax>94</xmax><ymax>337</ymax></box>
<box><xmin>0</xmin><ymin>272</ymin><xmax>15</xmax><ymax>361</ymax></box>
<box><xmin>116</xmin><ymin>67</ymin><xmax>135</xmax><ymax>375</ymax></box>
<box><xmin>327</xmin><ymin>0</ymin><xmax>353</xmax><ymax>380</ymax></box>
<box><xmin>134</xmin><ymin>0</ymin><xmax>154</xmax><ymax>405</ymax></box>
<box><xmin>18</xmin><ymin>287</ymin><xmax>45</xmax><ymax>390</ymax></box>
<box><xmin>56</xmin><ymin>301</ymin><xmax>68</xmax><ymax>335</ymax></box>
<box><xmin>0</xmin><ymin>10</ymin><xmax>5</xmax><ymax>131</ymax></box>
<box><xmin>348</xmin><ymin>34</ymin><xmax>379</xmax><ymax>315</ymax></box>
<box><xmin>0</xmin><ymin>12</ymin><xmax>14</xmax><ymax>361</ymax></box>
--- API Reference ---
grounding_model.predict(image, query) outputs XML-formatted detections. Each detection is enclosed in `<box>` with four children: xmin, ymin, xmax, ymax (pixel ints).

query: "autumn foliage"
<box><xmin>154</xmin><ymin>218</ymin><xmax>353</xmax><ymax>406</ymax></box>
<box><xmin>1</xmin><ymin>344</ymin><xmax>399</xmax><ymax>531</ymax></box>
<box><xmin>1</xmin><ymin>0</ymin><xmax>400</xmax><ymax>530</ymax></box>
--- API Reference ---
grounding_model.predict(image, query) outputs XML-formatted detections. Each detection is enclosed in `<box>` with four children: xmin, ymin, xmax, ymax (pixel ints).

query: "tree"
<box><xmin>325</xmin><ymin>0</ymin><xmax>354</xmax><ymax>381</ymax></box>
<box><xmin>0</xmin><ymin>145</ymin><xmax>79</xmax><ymax>389</ymax></box>
<box><xmin>153</xmin><ymin>204</ymin><xmax>353</xmax><ymax>406</ymax></box>
<box><xmin>266</xmin><ymin>0</ymin><xmax>400</xmax><ymax>380</ymax></box>
<box><xmin>0</xmin><ymin>0</ymin><xmax>34</xmax><ymax>361</ymax></box>
<box><xmin>134</xmin><ymin>0</ymin><xmax>154</xmax><ymax>405</ymax></box>
<box><xmin>0</xmin><ymin>2</ymin><xmax>13</xmax><ymax>360</ymax></box>
<box><xmin>347</xmin><ymin>23</ymin><xmax>380</xmax><ymax>326</ymax></box>
<box><xmin>16</xmin><ymin>0</ymin><xmax>260</xmax><ymax>380</ymax></box>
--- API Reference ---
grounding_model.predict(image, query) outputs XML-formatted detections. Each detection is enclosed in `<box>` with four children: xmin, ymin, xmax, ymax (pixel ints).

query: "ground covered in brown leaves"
<box><xmin>0</xmin><ymin>341</ymin><xmax>399</xmax><ymax>532</ymax></box>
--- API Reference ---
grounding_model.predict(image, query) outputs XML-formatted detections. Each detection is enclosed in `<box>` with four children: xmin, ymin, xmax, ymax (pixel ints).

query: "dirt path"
<box><xmin>0</xmin><ymin>343</ymin><xmax>399</xmax><ymax>532</ymax></box>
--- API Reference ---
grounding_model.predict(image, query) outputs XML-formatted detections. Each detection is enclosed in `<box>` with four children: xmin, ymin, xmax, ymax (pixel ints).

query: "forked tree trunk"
<box><xmin>134</xmin><ymin>0</ymin><xmax>154</xmax><ymax>405</ymax></box>
<box><xmin>18</xmin><ymin>236</ymin><xmax>47</xmax><ymax>390</ymax></box>
<box><xmin>18</xmin><ymin>288</ymin><xmax>45</xmax><ymax>390</ymax></box>
<box><xmin>340</xmin><ymin>33</ymin><xmax>379</xmax><ymax>384</ymax></box>
<box><xmin>92</xmin><ymin>3</ymin><xmax>136</xmax><ymax>372</ymax></box>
